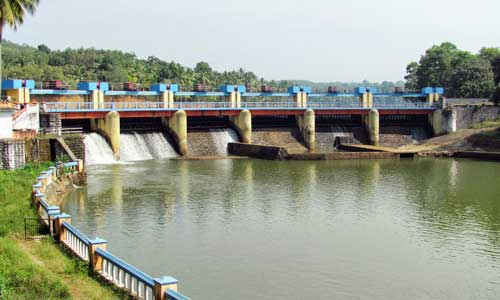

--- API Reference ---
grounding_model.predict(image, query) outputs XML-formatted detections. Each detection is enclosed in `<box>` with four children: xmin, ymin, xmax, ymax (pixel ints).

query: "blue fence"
<box><xmin>30</xmin><ymin>161</ymin><xmax>190</xmax><ymax>300</ymax></box>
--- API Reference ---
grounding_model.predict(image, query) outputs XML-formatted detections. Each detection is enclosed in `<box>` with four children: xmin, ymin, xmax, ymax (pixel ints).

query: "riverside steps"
<box><xmin>29</xmin><ymin>160</ymin><xmax>191</xmax><ymax>300</ymax></box>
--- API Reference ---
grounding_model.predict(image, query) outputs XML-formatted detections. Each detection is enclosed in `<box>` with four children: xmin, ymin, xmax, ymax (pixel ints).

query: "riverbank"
<box><xmin>400</xmin><ymin>124</ymin><xmax>500</xmax><ymax>153</ymax></box>
<box><xmin>0</xmin><ymin>164</ymin><xmax>123</xmax><ymax>300</ymax></box>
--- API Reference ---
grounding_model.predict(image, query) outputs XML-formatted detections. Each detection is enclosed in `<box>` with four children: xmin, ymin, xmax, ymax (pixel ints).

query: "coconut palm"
<box><xmin>0</xmin><ymin>0</ymin><xmax>40</xmax><ymax>92</ymax></box>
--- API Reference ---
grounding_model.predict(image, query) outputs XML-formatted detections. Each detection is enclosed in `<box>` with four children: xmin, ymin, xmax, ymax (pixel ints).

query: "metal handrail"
<box><xmin>62</xmin><ymin>221</ymin><xmax>90</xmax><ymax>261</ymax></box>
<box><xmin>43</xmin><ymin>101</ymin><xmax>436</xmax><ymax>112</ymax></box>
<box><xmin>96</xmin><ymin>247</ymin><xmax>155</xmax><ymax>300</ymax></box>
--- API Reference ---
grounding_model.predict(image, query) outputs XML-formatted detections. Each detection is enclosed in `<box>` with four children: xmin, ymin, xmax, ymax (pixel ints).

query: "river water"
<box><xmin>63</xmin><ymin>158</ymin><xmax>500</xmax><ymax>299</ymax></box>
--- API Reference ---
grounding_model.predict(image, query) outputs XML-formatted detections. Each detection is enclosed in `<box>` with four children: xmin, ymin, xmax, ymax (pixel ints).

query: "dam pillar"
<box><xmin>366</xmin><ymin>109</ymin><xmax>380</xmax><ymax>146</ymax></box>
<box><xmin>448</xmin><ymin>108</ymin><xmax>457</xmax><ymax>132</ymax></box>
<box><xmin>98</xmin><ymin>111</ymin><xmax>121</xmax><ymax>160</ymax></box>
<box><xmin>426</xmin><ymin>93</ymin><xmax>435</xmax><ymax>105</ymax></box>
<box><xmin>297</xmin><ymin>109</ymin><xmax>316</xmax><ymax>150</ymax></box>
<box><xmin>235</xmin><ymin>90</ymin><xmax>242</xmax><ymax>108</ymax></box>
<box><xmin>294</xmin><ymin>92</ymin><xmax>304</xmax><ymax>108</ymax></box>
<box><xmin>91</xmin><ymin>90</ymin><xmax>100</xmax><ymax>109</ymax></box>
<box><xmin>429</xmin><ymin>109</ymin><xmax>444</xmax><ymax>135</ymax></box>
<box><xmin>221</xmin><ymin>85</ymin><xmax>245</xmax><ymax>109</ymax></box>
<box><xmin>230</xmin><ymin>110</ymin><xmax>252</xmax><ymax>143</ymax></box>
<box><xmin>161</xmin><ymin>91</ymin><xmax>175</xmax><ymax>109</ymax></box>
<box><xmin>166</xmin><ymin>110</ymin><xmax>188</xmax><ymax>156</ymax></box>
<box><xmin>227</xmin><ymin>92</ymin><xmax>237</xmax><ymax>108</ymax></box>
<box><xmin>288</xmin><ymin>86</ymin><xmax>311</xmax><ymax>108</ymax></box>
<box><xmin>367</xmin><ymin>92</ymin><xmax>374</xmax><ymax>108</ymax></box>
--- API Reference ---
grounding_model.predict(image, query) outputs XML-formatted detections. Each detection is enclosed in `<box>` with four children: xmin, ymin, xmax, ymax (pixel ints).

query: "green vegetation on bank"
<box><xmin>471</xmin><ymin>118</ymin><xmax>500</xmax><ymax>129</ymax></box>
<box><xmin>405</xmin><ymin>42</ymin><xmax>500</xmax><ymax>101</ymax></box>
<box><xmin>0</xmin><ymin>164</ymin><xmax>123</xmax><ymax>300</ymax></box>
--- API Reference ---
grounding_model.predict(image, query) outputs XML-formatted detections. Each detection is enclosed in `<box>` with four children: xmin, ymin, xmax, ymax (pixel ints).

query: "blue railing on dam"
<box><xmin>43</xmin><ymin>101</ymin><xmax>436</xmax><ymax>113</ymax></box>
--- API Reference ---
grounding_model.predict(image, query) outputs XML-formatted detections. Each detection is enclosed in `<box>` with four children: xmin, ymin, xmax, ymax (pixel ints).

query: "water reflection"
<box><xmin>63</xmin><ymin>158</ymin><xmax>500</xmax><ymax>299</ymax></box>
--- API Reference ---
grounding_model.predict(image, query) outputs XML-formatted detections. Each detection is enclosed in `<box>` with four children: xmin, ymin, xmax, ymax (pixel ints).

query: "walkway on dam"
<box><xmin>43</xmin><ymin>101</ymin><xmax>437</xmax><ymax>119</ymax></box>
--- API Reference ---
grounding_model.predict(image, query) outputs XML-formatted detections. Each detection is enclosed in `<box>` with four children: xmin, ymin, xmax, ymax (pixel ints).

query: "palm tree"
<box><xmin>0</xmin><ymin>0</ymin><xmax>40</xmax><ymax>92</ymax></box>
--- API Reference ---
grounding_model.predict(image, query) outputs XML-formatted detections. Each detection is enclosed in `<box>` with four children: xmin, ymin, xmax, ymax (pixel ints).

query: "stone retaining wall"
<box><xmin>0</xmin><ymin>139</ymin><xmax>26</xmax><ymax>169</ymax></box>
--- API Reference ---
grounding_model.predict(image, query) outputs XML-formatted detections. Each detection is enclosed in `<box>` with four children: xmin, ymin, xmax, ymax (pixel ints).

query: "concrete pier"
<box><xmin>426</xmin><ymin>93</ymin><xmax>435</xmax><ymax>105</ymax></box>
<box><xmin>360</xmin><ymin>92</ymin><xmax>369</xmax><ymax>108</ymax></box>
<box><xmin>297</xmin><ymin>109</ymin><xmax>315</xmax><ymax>150</ymax></box>
<box><xmin>367</xmin><ymin>109</ymin><xmax>380</xmax><ymax>146</ymax></box>
<box><xmin>230</xmin><ymin>110</ymin><xmax>252</xmax><ymax>143</ymax></box>
<box><xmin>98</xmin><ymin>111</ymin><xmax>121</xmax><ymax>160</ymax></box>
<box><xmin>294</xmin><ymin>92</ymin><xmax>307</xmax><ymax>108</ymax></box>
<box><xmin>367</xmin><ymin>92</ymin><xmax>374</xmax><ymax>108</ymax></box>
<box><xmin>430</xmin><ymin>109</ymin><xmax>444</xmax><ymax>135</ymax></box>
<box><xmin>161</xmin><ymin>91</ymin><xmax>175</xmax><ymax>108</ymax></box>
<box><xmin>166</xmin><ymin>110</ymin><xmax>188</xmax><ymax>155</ymax></box>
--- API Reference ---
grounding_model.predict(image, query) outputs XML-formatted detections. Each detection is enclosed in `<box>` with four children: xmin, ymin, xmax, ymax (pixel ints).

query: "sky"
<box><xmin>5</xmin><ymin>0</ymin><xmax>500</xmax><ymax>82</ymax></box>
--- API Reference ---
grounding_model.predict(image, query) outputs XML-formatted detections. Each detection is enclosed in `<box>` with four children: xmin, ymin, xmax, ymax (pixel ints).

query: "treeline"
<box><xmin>405</xmin><ymin>42</ymin><xmax>500</xmax><ymax>100</ymax></box>
<box><xmin>1</xmin><ymin>41</ymin><xmax>402</xmax><ymax>92</ymax></box>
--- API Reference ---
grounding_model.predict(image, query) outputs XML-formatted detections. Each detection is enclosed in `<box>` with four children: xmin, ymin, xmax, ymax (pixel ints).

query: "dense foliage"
<box><xmin>405</xmin><ymin>42</ymin><xmax>499</xmax><ymax>100</ymax></box>
<box><xmin>2</xmin><ymin>41</ymin><xmax>404</xmax><ymax>92</ymax></box>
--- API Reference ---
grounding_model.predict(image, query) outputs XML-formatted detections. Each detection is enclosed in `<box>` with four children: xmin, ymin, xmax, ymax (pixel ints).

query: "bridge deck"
<box><xmin>43</xmin><ymin>102</ymin><xmax>437</xmax><ymax>119</ymax></box>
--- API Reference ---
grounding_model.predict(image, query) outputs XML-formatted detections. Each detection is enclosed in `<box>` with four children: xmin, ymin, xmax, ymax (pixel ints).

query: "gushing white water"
<box><xmin>84</xmin><ymin>133</ymin><xmax>117</xmax><ymax>165</ymax></box>
<box><xmin>120</xmin><ymin>132</ymin><xmax>178</xmax><ymax>161</ymax></box>
<box><xmin>210</xmin><ymin>128</ymin><xmax>239</xmax><ymax>155</ymax></box>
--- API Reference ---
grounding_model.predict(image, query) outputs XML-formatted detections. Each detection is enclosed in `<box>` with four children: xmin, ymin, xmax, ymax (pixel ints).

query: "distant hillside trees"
<box><xmin>1</xmin><ymin>41</ymin><xmax>403</xmax><ymax>93</ymax></box>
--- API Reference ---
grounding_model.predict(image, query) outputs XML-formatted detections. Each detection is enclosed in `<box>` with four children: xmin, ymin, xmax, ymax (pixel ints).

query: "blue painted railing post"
<box><xmin>54</xmin><ymin>213</ymin><xmax>71</xmax><ymax>241</ymax></box>
<box><xmin>154</xmin><ymin>276</ymin><xmax>179</xmax><ymax>300</ymax></box>
<box><xmin>89</xmin><ymin>238</ymin><xmax>107</xmax><ymax>272</ymax></box>
<box><xmin>34</xmin><ymin>191</ymin><xmax>46</xmax><ymax>215</ymax></box>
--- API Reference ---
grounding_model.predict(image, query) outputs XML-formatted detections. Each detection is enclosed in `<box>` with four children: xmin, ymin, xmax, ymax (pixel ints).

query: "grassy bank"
<box><xmin>0</xmin><ymin>164</ymin><xmax>122</xmax><ymax>300</ymax></box>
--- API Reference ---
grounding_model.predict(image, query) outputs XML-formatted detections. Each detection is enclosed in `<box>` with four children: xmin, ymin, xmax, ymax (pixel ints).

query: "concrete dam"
<box><xmin>3</xmin><ymin>80</ymin><xmax>455</xmax><ymax>164</ymax></box>
<box><xmin>81</xmin><ymin>113</ymin><xmax>431</xmax><ymax>164</ymax></box>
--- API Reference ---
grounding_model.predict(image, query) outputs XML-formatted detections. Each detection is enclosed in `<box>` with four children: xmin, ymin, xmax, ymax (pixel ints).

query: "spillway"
<box><xmin>120</xmin><ymin>132</ymin><xmax>178</xmax><ymax>161</ymax></box>
<box><xmin>379</xmin><ymin>126</ymin><xmax>430</xmax><ymax>147</ymax></box>
<box><xmin>252</xmin><ymin>128</ymin><xmax>308</xmax><ymax>154</ymax></box>
<box><xmin>315</xmin><ymin>126</ymin><xmax>369</xmax><ymax>152</ymax></box>
<box><xmin>187</xmin><ymin>128</ymin><xmax>239</xmax><ymax>156</ymax></box>
<box><xmin>84</xmin><ymin>133</ymin><xmax>117</xmax><ymax>165</ymax></box>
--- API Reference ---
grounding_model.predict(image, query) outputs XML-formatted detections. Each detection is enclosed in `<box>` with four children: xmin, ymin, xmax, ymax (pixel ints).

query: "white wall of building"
<box><xmin>0</xmin><ymin>110</ymin><xmax>14</xmax><ymax>139</ymax></box>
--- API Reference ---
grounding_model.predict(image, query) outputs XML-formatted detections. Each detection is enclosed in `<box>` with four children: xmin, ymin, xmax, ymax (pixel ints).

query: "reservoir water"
<box><xmin>63</xmin><ymin>158</ymin><xmax>500</xmax><ymax>299</ymax></box>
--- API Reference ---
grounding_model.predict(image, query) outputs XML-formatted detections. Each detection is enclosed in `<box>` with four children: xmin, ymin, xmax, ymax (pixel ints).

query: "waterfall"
<box><xmin>120</xmin><ymin>132</ymin><xmax>178</xmax><ymax>161</ymax></box>
<box><xmin>315</xmin><ymin>126</ymin><xmax>368</xmax><ymax>151</ymax></box>
<box><xmin>188</xmin><ymin>128</ymin><xmax>239</xmax><ymax>156</ymax></box>
<box><xmin>211</xmin><ymin>129</ymin><xmax>239</xmax><ymax>155</ymax></box>
<box><xmin>84</xmin><ymin>133</ymin><xmax>117</xmax><ymax>165</ymax></box>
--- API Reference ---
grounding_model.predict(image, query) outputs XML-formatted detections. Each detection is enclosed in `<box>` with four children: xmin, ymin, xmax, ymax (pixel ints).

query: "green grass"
<box><xmin>471</xmin><ymin>118</ymin><xmax>500</xmax><ymax>129</ymax></box>
<box><xmin>0</xmin><ymin>164</ymin><xmax>124</xmax><ymax>300</ymax></box>
<box><xmin>0</xmin><ymin>163</ymin><xmax>52</xmax><ymax>237</ymax></box>
<box><xmin>0</xmin><ymin>237</ymin><xmax>70</xmax><ymax>300</ymax></box>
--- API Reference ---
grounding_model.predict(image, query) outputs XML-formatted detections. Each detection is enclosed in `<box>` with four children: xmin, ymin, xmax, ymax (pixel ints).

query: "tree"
<box><xmin>479</xmin><ymin>47</ymin><xmax>500</xmax><ymax>102</ymax></box>
<box><xmin>404</xmin><ymin>61</ymin><xmax>419</xmax><ymax>90</ymax></box>
<box><xmin>450</xmin><ymin>56</ymin><xmax>494</xmax><ymax>98</ymax></box>
<box><xmin>405</xmin><ymin>42</ymin><xmax>497</xmax><ymax>98</ymax></box>
<box><xmin>413</xmin><ymin>42</ymin><xmax>470</xmax><ymax>91</ymax></box>
<box><xmin>0</xmin><ymin>0</ymin><xmax>40</xmax><ymax>91</ymax></box>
